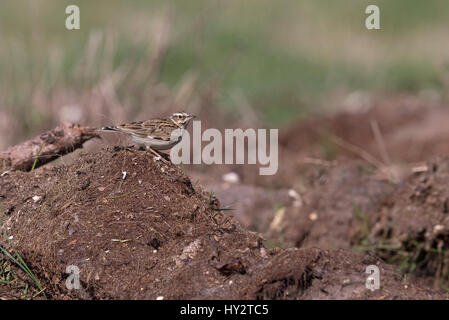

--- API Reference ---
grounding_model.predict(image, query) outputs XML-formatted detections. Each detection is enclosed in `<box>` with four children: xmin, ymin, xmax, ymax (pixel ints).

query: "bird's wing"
<box><xmin>116</xmin><ymin>119</ymin><xmax>176</xmax><ymax>141</ymax></box>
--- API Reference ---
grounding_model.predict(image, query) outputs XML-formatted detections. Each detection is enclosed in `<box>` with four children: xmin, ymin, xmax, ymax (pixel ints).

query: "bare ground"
<box><xmin>2</xmin><ymin>94</ymin><xmax>449</xmax><ymax>299</ymax></box>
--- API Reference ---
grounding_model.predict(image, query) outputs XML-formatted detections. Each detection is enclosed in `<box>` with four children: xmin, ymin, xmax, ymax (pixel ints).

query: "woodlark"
<box><xmin>100</xmin><ymin>112</ymin><xmax>195</xmax><ymax>162</ymax></box>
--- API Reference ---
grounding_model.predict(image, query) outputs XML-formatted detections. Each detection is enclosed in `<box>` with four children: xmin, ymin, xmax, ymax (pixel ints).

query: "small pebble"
<box><xmin>433</xmin><ymin>224</ymin><xmax>444</xmax><ymax>234</ymax></box>
<box><xmin>222</xmin><ymin>172</ymin><xmax>240</xmax><ymax>184</ymax></box>
<box><xmin>309</xmin><ymin>212</ymin><xmax>318</xmax><ymax>221</ymax></box>
<box><xmin>288</xmin><ymin>189</ymin><xmax>300</xmax><ymax>200</ymax></box>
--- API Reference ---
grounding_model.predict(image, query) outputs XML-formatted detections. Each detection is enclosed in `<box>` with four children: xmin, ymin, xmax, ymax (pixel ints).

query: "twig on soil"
<box><xmin>0</xmin><ymin>123</ymin><xmax>100</xmax><ymax>171</ymax></box>
<box><xmin>111</xmin><ymin>239</ymin><xmax>132</xmax><ymax>243</ymax></box>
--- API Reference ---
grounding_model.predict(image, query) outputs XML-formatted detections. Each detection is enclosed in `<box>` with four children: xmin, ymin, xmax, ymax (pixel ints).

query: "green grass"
<box><xmin>0</xmin><ymin>202</ymin><xmax>46</xmax><ymax>299</ymax></box>
<box><xmin>352</xmin><ymin>204</ymin><xmax>370</xmax><ymax>246</ymax></box>
<box><xmin>31</xmin><ymin>144</ymin><xmax>44</xmax><ymax>172</ymax></box>
<box><xmin>0</xmin><ymin>0</ymin><xmax>448</xmax><ymax>141</ymax></box>
<box><xmin>208</xmin><ymin>191</ymin><xmax>215</xmax><ymax>206</ymax></box>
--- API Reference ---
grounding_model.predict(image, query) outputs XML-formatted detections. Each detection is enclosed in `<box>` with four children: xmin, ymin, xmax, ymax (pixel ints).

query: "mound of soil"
<box><xmin>265</xmin><ymin>160</ymin><xmax>395</xmax><ymax>250</ymax></box>
<box><xmin>0</xmin><ymin>148</ymin><xmax>442</xmax><ymax>299</ymax></box>
<box><xmin>197</xmin><ymin>176</ymin><xmax>291</xmax><ymax>233</ymax></box>
<box><xmin>280</xmin><ymin>95</ymin><xmax>449</xmax><ymax>165</ymax></box>
<box><xmin>366</xmin><ymin>157</ymin><xmax>449</xmax><ymax>283</ymax></box>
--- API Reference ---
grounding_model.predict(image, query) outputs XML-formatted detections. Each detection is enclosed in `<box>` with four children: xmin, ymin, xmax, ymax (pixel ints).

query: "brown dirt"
<box><xmin>365</xmin><ymin>157</ymin><xmax>449</xmax><ymax>285</ymax></box>
<box><xmin>0</xmin><ymin>147</ymin><xmax>445</xmax><ymax>299</ymax></box>
<box><xmin>265</xmin><ymin>160</ymin><xmax>395</xmax><ymax>250</ymax></box>
<box><xmin>280</xmin><ymin>94</ymin><xmax>449</xmax><ymax>165</ymax></box>
<box><xmin>3</xmin><ymin>94</ymin><xmax>449</xmax><ymax>299</ymax></box>
<box><xmin>220</xmin><ymin>94</ymin><xmax>449</xmax><ymax>189</ymax></box>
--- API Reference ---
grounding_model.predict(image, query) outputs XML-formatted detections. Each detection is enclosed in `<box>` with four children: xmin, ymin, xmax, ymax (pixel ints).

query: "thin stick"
<box><xmin>147</xmin><ymin>147</ymin><xmax>169</xmax><ymax>164</ymax></box>
<box><xmin>370</xmin><ymin>119</ymin><xmax>391</xmax><ymax>166</ymax></box>
<box><xmin>328</xmin><ymin>133</ymin><xmax>385</xmax><ymax>169</ymax></box>
<box><xmin>328</xmin><ymin>133</ymin><xmax>398</xmax><ymax>182</ymax></box>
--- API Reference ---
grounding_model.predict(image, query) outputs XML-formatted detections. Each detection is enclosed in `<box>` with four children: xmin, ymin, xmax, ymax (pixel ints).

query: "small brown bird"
<box><xmin>101</xmin><ymin>112</ymin><xmax>195</xmax><ymax>162</ymax></box>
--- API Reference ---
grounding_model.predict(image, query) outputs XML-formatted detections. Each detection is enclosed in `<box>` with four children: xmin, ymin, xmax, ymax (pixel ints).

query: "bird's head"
<box><xmin>169</xmin><ymin>112</ymin><xmax>196</xmax><ymax>129</ymax></box>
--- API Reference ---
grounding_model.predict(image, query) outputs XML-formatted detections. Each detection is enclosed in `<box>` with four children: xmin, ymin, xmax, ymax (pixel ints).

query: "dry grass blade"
<box><xmin>370</xmin><ymin>119</ymin><xmax>392</xmax><ymax>166</ymax></box>
<box><xmin>327</xmin><ymin>133</ymin><xmax>398</xmax><ymax>182</ymax></box>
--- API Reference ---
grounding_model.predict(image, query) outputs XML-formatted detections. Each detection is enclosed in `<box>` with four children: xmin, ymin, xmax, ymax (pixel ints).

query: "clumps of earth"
<box><xmin>0</xmin><ymin>147</ymin><xmax>445</xmax><ymax>300</ymax></box>
<box><xmin>2</xmin><ymin>94</ymin><xmax>449</xmax><ymax>299</ymax></box>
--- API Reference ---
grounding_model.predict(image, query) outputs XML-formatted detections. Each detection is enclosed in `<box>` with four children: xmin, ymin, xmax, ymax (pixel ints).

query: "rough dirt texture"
<box><xmin>265</xmin><ymin>160</ymin><xmax>395</xmax><ymax>250</ymax></box>
<box><xmin>366</xmin><ymin>157</ymin><xmax>449</xmax><ymax>282</ymax></box>
<box><xmin>3</xmin><ymin>95</ymin><xmax>449</xmax><ymax>299</ymax></box>
<box><xmin>0</xmin><ymin>147</ymin><xmax>445</xmax><ymax>299</ymax></box>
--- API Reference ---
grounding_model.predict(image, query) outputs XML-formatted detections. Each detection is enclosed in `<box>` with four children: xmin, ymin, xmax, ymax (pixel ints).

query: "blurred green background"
<box><xmin>0</xmin><ymin>0</ymin><xmax>448</xmax><ymax>148</ymax></box>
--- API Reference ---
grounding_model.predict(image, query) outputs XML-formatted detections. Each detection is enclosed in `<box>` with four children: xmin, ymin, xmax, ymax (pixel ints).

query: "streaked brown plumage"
<box><xmin>100</xmin><ymin>112</ymin><xmax>195</xmax><ymax>156</ymax></box>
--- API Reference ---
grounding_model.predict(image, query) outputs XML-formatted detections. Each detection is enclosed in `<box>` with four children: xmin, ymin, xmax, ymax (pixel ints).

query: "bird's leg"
<box><xmin>113</xmin><ymin>145</ymin><xmax>136</xmax><ymax>152</ymax></box>
<box><xmin>147</xmin><ymin>146</ymin><xmax>170</xmax><ymax>164</ymax></box>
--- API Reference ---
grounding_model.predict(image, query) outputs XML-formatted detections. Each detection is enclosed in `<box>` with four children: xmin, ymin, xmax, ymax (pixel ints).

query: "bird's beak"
<box><xmin>189</xmin><ymin>113</ymin><xmax>196</xmax><ymax>119</ymax></box>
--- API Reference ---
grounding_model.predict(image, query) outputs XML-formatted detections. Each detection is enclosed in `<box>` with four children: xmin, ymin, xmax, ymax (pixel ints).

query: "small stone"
<box><xmin>309</xmin><ymin>212</ymin><xmax>318</xmax><ymax>221</ymax></box>
<box><xmin>288</xmin><ymin>189</ymin><xmax>300</xmax><ymax>200</ymax></box>
<box><xmin>260</xmin><ymin>247</ymin><xmax>268</xmax><ymax>259</ymax></box>
<box><xmin>32</xmin><ymin>196</ymin><xmax>41</xmax><ymax>203</ymax></box>
<box><xmin>222</xmin><ymin>172</ymin><xmax>240</xmax><ymax>184</ymax></box>
<box><xmin>433</xmin><ymin>224</ymin><xmax>444</xmax><ymax>234</ymax></box>
<box><xmin>156</xmin><ymin>296</ymin><xmax>164</xmax><ymax>300</ymax></box>
<box><xmin>288</xmin><ymin>189</ymin><xmax>303</xmax><ymax>207</ymax></box>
